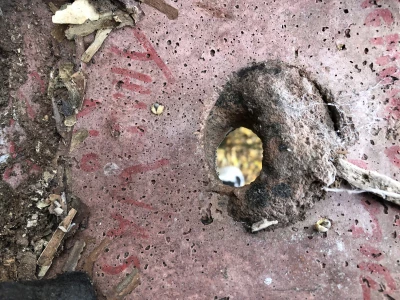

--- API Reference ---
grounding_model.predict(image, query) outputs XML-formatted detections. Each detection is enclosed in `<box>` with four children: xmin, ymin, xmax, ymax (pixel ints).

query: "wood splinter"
<box><xmin>37</xmin><ymin>208</ymin><xmax>77</xmax><ymax>278</ymax></box>
<box><xmin>251</xmin><ymin>219</ymin><xmax>278</xmax><ymax>233</ymax></box>
<box><xmin>331</xmin><ymin>158</ymin><xmax>400</xmax><ymax>206</ymax></box>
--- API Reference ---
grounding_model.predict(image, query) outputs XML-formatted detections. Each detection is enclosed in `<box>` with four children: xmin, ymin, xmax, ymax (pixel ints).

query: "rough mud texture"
<box><xmin>0</xmin><ymin>0</ymin><xmax>74</xmax><ymax>281</ymax></box>
<box><xmin>204</xmin><ymin>61</ymin><xmax>355</xmax><ymax>229</ymax></box>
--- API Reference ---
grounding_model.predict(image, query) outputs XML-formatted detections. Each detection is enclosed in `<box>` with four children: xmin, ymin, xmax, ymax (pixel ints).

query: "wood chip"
<box><xmin>48</xmin><ymin>2</ymin><xmax>59</xmax><ymax>14</ymax></box>
<box><xmin>65</xmin><ymin>13</ymin><xmax>114</xmax><ymax>40</ymax></box>
<box><xmin>37</xmin><ymin>208</ymin><xmax>77</xmax><ymax>278</ymax></box>
<box><xmin>336</xmin><ymin>158</ymin><xmax>400</xmax><ymax>205</ymax></box>
<box><xmin>52</xmin><ymin>0</ymin><xmax>100</xmax><ymax>24</ymax></box>
<box><xmin>142</xmin><ymin>0</ymin><xmax>178</xmax><ymax>20</ymax></box>
<box><xmin>83</xmin><ymin>238</ymin><xmax>111</xmax><ymax>278</ymax></box>
<box><xmin>251</xmin><ymin>219</ymin><xmax>278</xmax><ymax>232</ymax></box>
<box><xmin>81</xmin><ymin>28</ymin><xmax>113</xmax><ymax>63</ymax></box>
<box><xmin>70</xmin><ymin>129</ymin><xmax>89</xmax><ymax>151</ymax></box>
<box><xmin>62</xmin><ymin>240</ymin><xmax>86</xmax><ymax>272</ymax></box>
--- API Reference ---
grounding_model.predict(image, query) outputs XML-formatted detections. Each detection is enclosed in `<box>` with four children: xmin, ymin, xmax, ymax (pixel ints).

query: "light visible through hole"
<box><xmin>216</xmin><ymin>127</ymin><xmax>263</xmax><ymax>186</ymax></box>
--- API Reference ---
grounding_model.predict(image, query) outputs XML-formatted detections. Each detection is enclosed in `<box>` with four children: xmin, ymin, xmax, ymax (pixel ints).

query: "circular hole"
<box><xmin>216</xmin><ymin>127</ymin><xmax>263</xmax><ymax>186</ymax></box>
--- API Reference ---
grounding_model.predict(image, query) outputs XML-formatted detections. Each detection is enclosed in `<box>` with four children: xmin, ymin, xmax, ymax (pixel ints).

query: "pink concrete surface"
<box><xmin>3</xmin><ymin>0</ymin><xmax>400</xmax><ymax>299</ymax></box>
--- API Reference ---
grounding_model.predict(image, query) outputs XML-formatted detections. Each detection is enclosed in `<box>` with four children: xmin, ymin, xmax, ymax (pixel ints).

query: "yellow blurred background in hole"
<box><xmin>216</xmin><ymin>127</ymin><xmax>263</xmax><ymax>185</ymax></box>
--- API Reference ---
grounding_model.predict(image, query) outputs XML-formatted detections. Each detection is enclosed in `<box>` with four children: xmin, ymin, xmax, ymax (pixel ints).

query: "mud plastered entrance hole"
<box><xmin>204</xmin><ymin>61</ymin><xmax>354</xmax><ymax>231</ymax></box>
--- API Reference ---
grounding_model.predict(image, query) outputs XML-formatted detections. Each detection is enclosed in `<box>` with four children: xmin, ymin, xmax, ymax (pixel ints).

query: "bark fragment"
<box><xmin>335</xmin><ymin>158</ymin><xmax>400</xmax><ymax>205</ymax></box>
<box><xmin>81</xmin><ymin>28</ymin><xmax>113</xmax><ymax>63</ymax></box>
<box><xmin>37</xmin><ymin>208</ymin><xmax>77</xmax><ymax>278</ymax></box>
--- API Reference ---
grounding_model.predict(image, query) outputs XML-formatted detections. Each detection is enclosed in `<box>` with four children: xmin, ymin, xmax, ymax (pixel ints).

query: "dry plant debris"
<box><xmin>37</xmin><ymin>208</ymin><xmax>77</xmax><ymax>278</ymax></box>
<box><xmin>141</xmin><ymin>0</ymin><xmax>178</xmax><ymax>20</ymax></box>
<box><xmin>81</xmin><ymin>28</ymin><xmax>113</xmax><ymax>63</ymax></box>
<box><xmin>62</xmin><ymin>240</ymin><xmax>86</xmax><ymax>272</ymax></box>
<box><xmin>52</xmin><ymin>0</ymin><xmax>100</xmax><ymax>24</ymax></box>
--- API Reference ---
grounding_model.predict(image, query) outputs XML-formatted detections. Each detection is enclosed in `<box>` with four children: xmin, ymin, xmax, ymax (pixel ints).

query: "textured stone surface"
<box><xmin>1</xmin><ymin>0</ymin><xmax>400</xmax><ymax>299</ymax></box>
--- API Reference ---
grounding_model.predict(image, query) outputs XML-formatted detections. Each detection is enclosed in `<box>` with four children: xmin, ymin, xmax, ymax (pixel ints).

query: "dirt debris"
<box><xmin>51</xmin><ymin>0</ymin><xmax>146</xmax><ymax>63</ymax></box>
<box><xmin>37</xmin><ymin>208</ymin><xmax>77</xmax><ymax>278</ymax></box>
<box><xmin>0</xmin><ymin>0</ymin><xmax>69</xmax><ymax>282</ymax></box>
<box><xmin>62</xmin><ymin>239</ymin><xmax>86</xmax><ymax>272</ymax></box>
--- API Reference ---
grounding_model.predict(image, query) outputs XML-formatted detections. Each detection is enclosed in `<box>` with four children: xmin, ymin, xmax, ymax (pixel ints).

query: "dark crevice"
<box><xmin>313</xmin><ymin>81</ymin><xmax>343</xmax><ymax>137</ymax></box>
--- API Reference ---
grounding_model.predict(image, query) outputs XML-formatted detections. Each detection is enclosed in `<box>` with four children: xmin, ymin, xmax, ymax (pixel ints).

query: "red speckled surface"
<box><xmin>2</xmin><ymin>0</ymin><xmax>400</xmax><ymax>299</ymax></box>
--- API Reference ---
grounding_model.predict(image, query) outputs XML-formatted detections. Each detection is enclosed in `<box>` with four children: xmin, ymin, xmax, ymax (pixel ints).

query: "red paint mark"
<box><xmin>119</xmin><ymin>198</ymin><xmax>155</xmax><ymax>210</ymax></box>
<box><xmin>110</xmin><ymin>29</ymin><xmax>175</xmax><ymax>84</ymax></box>
<box><xmin>359</xmin><ymin>262</ymin><xmax>396</xmax><ymax>290</ymax></box>
<box><xmin>8</xmin><ymin>141</ymin><xmax>16</xmax><ymax>158</ymax></box>
<box><xmin>352</xmin><ymin>226</ymin><xmax>366</xmax><ymax>237</ymax></box>
<box><xmin>9</xmin><ymin>119</ymin><xmax>15</xmax><ymax>126</ymax></box>
<box><xmin>3</xmin><ymin>166</ymin><xmax>13</xmax><ymax>180</ymax></box>
<box><xmin>134</xmin><ymin>101</ymin><xmax>147</xmax><ymax>109</ymax></box>
<box><xmin>386</xmin><ymin>96</ymin><xmax>400</xmax><ymax>119</ymax></box>
<box><xmin>359</xmin><ymin>275</ymin><xmax>379</xmax><ymax>300</ymax></box>
<box><xmin>17</xmin><ymin>91</ymin><xmax>35</xmax><ymax>120</ymax></box>
<box><xmin>111</xmin><ymin>67</ymin><xmax>152</xmax><ymax>83</ymax></box>
<box><xmin>29</xmin><ymin>71</ymin><xmax>46</xmax><ymax>93</ymax></box>
<box><xmin>370</xmin><ymin>36</ymin><xmax>384</xmax><ymax>46</ymax></box>
<box><xmin>364</xmin><ymin>9</ymin><xmax>394</xmax><ymax>27</ymax></box>
<box><xmin>119</xmin><ymin>159</ymin><xmax>169</xmax><ymax>181</ymax></box>
<box><xmin>378</xmin><ymin>66</ymin><xmax>399</xmax><ymax>80</ymax></box>
<box><xmin>113</xmin><ymin>92</ymin><xmax>125</xmax><ymax>99</ymax></box>
<box><xmin>112</xmin><ymin>79</ymin><xmax>151</xmax><ymax>94</ymax></box>
<box><xmin>133</xmin><ymin>28</ymin><xmax>175</xmax><ymax>84</ymax></box>
<box><xmin>388</xmin><ymin>88</ymin><xmax>400</xmax><ymax>98</ymax></box>
<box><xmin>102</xmin><ymin>255</ymin><xmax>140</xmax><ymax>275</ymax></box>
<box><xmin>348</xmin><ymin>159</ymin><xmax>368</xmax><ymax>169</ymax></box>
<box><xmin>106</xmin><ymin>213</ymin><xmax>149</xmax><ymax>239</ymax></box>
<box><xmin>384</xmin><ymin>34</ymin><xmax>399</xmax><ymax>51</ymax></box>
<box><xmin>359</xmin><ymin>244</ymin><xmax>383</xmax><ymax>260</ymax></box>
<box><xmin>88</xmin><ymin>130</ymin><xmax>99</xmax><ymax>137</ymax></box>
<box><xmin>126</xmin><ymin>126</ymin><xmax>146</xmax><ymax>136</ymax></box>
<box><xmin>80</xmin><ymin>153</ymin><xmax>101</xmax><ymax>172</ymax></box>
<box><xmin>107</xmin><ymin>213</ymin><xmax>130</xmax><ymax>237</ymax></box>
<box><xmin>370</xmin><ymin>34</ymin><xmax>399</xmax><ymax>51</ymax></box>
<box><xmin>385</xmin><ymin>88</ymin><xmax>400</xmax><ymax>119</ymax></box>
<box><xmin>351</xmin><ymin>199</ymin><xmax>382</xmax><ymax>241</ymax></box>
<box><xmin>77</xmin><ymin>98</ymin><xmax>101</xmax><ymax>118</ymax></box>
<box><xmin>28</xmin><ymin>161</ymin><xmax>41</xmax><ymax>174</ymax></box>
<box><xmin>110</xmin><ymin>45</ymin><xmax>152</xmax><ymax>61</ymax></box>
<box><xmin>376</xmin><ymin>55</ymin><xmax>391</xmax><ymax>66</ymax></box>
<box><xmin>384</xmin><ymin>146</ymin><xmax>400</xmax><ymax>168</ymax></box>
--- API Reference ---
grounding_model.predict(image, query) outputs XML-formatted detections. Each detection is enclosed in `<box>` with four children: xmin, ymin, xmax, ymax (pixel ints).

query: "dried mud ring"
<box><xmin>204</xmin><ymin>61</ymin><xmax>356</xmax><ymax>230</ymax></box>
